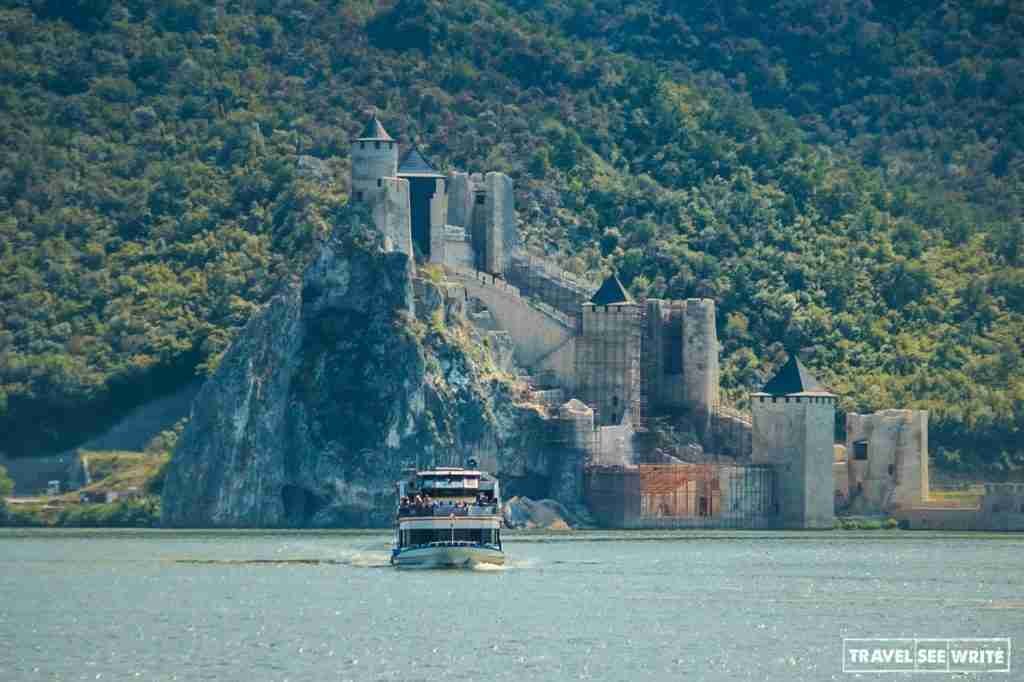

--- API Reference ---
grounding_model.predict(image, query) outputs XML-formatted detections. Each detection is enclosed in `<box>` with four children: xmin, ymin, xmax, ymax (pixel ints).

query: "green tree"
<box><xmin>0</xmin><ymin>465</ymin><xmax>13</xmax><ymax>497</ymax></box>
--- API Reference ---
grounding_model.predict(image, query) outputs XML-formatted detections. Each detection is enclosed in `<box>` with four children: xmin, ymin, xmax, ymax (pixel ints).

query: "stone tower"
<box><xmin>846</xmin><ymin>409</ymin><xmax>929</xmax><ymax>511</ymax></box>
<box><xmin>350</xmin><ymin>116</ymin><xmax>412</xmax><ymax>258</ymax></box>
<box><xmin>751</xmin><ymin>356</ymin><xmax>836</xmax><ymax>529</ymax></box>
<box><xmin>683</xmin><ymin>298</ymin><xmax>719</xmax><ymax>419</ymax></box>
<box><xmin>575</xmin><ymin>274</ymin><xmax>642</xmax><ymax>426</ymax></box>
<box><xmin>644</xmin><ymin>298</ymin><xmax>720</xmax><ymax>433</ymax></box>
<box><xmin>350</xmin><ymin>116</ymin><xmax>399</xmax><ymax>202</ymax></box>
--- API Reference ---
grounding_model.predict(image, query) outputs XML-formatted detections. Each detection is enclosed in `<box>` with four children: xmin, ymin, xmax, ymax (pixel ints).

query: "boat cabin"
<box><xmin>394</xmin><ymin>466</ymin><xmax>503</xmax><ymax>552</ymax></box>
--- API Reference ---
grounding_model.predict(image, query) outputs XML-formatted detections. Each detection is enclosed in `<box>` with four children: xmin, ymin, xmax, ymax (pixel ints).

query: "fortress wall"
<box><xmin>682</xmin><ymin>299</ymin><xmax>719</xmax><ymax>417</ymax></box>
<box><xmin>483</xmin><ymin>172</ymin><xmax>514</xmax><ymax>275</ymax></box>
<box><xmin>442</xmin><ymin>230</ymin><xmax>475</xmax><ymax>270</ymax></box>
<box><xmin>593</xmin><ymin>423</ymin><xmax>635</xmax><ymax>467</ymax></box>
<box><xmin>709</xmin><ymin>408</ymin><xmax>753</xmax><ymax>459</ymax></box>
<box><xmin>895</xmin><ymin>484</ymin><xmax>1024</xmax><ymax>530</ymax></box>
<box><xmin>846</xmin><ymin>409</ymin><xmax>929</xmax><ymax>511</ymax></box>
<box><xmin>979</xmin><ymin>484</ymin><xmax>1024</xmax><ymax>531</ymax></box>
<box><xmin>558</xmin><ymin>400</ymin><xmax>595</xmax><ymax>453</ymax></box>
<box><xmin>585</xmin><ymin>463</ymin><xmax>777</xmax><ymax>528</ymax></box>
<box><xmin>470</xmin><ymin>188</ymin><xmax>487</xmax><ymax>270</ymax></box>
<box><xmin>584</xmin><ymin>466</ymin><xmax>641</xmax><ymax>527</ymax></box>
<box><xmin>446</xmin><ymin>172</ymin><xmax>473</xmax><ymax>228</ymax></box>
<box><xmin>645</xmin><ymin>300</ymin><xmax>687</xmax><ymax>410</ymax></box>
<box><xmin>428</xmin><ymin>178</ymin><xmax>448</xmax><ymax>264</ymax></box>
<box><xmin>507</xmin><ymin>255</ymin><xmax>592</xmax><ymax>319</ymax></box>
<box><xmin>551</xmin><ymin>400</ymin><xmax>596</xmax><ymax>505</ymax></box>
<box><xmin>893</xmin><ymin>506</ymin><xmax>979</xmax><ymax>530</ymax></box>
<box><xmin>372</xmin><ymin>177</ymin><xmax>413</xmax><ymax>260</ymax></box>
<box><xmin>448</xmin><ymin>268</ymin><xmax>577</xmax><ymax>389</ymax></box>
<box><xmin>833</xmin><ymin>444</ymin><xmax>849</xmax><ymax>501</ymax></box>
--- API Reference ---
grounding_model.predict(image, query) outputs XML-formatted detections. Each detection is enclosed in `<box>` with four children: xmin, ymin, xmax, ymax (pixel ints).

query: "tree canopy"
<box><xmin>0</xmin><ymin>0</ymin><xmax>1021</xmax><ymax>474</ymax></box>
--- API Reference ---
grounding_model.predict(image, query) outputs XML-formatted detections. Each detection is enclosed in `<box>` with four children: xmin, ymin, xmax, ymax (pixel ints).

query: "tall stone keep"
<box><xmin>446</xmin><ymin>171</ymin><xmax>474</xmax><ymax>230</ymax></box>
<box><xmin>682</xmin><ymin>299</ymin><xmax>719</xmax><ymax>417</ymax></box>
<box><xmin>466</xmin><ymin>172</ymin><xmax>515</xmax><ymax>275</ymax></box>
<box><xmin>575</xmin><ymin>274</ymin><xmax>642</xmax><ymax>426</ymax></box>
<box><xmin>350</xmin><ymin>117</ymin><xmax>399</xmax><ymax>203</ymax></box>
<box><xmin>751</xmin><ymin>356</ymin><xmax>836</xmax><ymax>529</ymax></box>
<box><xmin>350</xmin><ymin>116</ymin><xmax>412</xmax><ymax>260</ymax></box>
<box><xmin>644</xmin><ymin>298</ymin><xmax>719</xmax><ymax>433</ymax></box>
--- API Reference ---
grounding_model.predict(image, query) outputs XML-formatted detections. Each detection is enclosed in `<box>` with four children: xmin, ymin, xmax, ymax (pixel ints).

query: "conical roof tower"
<box><xmin>757</xmin><ymin>355</ymin><xmax>833</xmax><ymax>396</ymax></box>
<box><xmin>589</xmin><ymin>273</ymin><xmax>634</xmax><ymax>305</ymax></box>
<box><xmin>355</xmin><ymin>116</ymin><xmax>394</xmax><ymax>141</ymax></box>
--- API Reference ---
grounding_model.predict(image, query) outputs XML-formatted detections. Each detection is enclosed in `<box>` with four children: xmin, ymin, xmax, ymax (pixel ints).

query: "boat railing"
<box><xmin>398</xmin><ymin>503</ymin><xmax>499</xmax><ymax>517</ymax></box>
<box><xmin>404</xmin><ymin>541</ymin><xmax>500</xmax><ymax>549</ymax></box>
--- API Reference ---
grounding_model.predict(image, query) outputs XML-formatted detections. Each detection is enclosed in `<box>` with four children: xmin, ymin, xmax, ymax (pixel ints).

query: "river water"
<box><xmin>0</xmin><ymin>529</ymin><xmax>1021</xmax><ymax>681</ymax></box>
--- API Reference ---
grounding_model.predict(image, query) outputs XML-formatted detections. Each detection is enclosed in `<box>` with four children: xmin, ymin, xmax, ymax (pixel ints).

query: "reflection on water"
<box><xmin>1</xmin><ymin>529</ymin><xmax>1022</xmax><ymax>681</ymax></box>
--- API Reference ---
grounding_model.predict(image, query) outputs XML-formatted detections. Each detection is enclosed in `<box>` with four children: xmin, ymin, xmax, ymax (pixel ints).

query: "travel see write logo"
<box><xmin>843</xmin><ymin>638</ymin><xmax>1011</xmax><ymax>674</ymax></box>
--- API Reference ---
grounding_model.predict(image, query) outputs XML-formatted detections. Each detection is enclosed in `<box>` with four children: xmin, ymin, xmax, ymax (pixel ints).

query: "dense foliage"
<box><xmin>0</xmin><ymin>0</ymin><xmax>1021</xmax><ymax>474</ymax></box>
<box><xmin>0</xmin><ymin>464</ymin><xmax>12</xmax><ymax>496</ymax></box>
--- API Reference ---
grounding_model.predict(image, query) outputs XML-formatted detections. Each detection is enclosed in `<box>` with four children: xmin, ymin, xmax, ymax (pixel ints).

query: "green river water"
<box><xmin>1</xmin><ymin>529</ymin><xmax>1021</xmax><ymax>681</ymax></box>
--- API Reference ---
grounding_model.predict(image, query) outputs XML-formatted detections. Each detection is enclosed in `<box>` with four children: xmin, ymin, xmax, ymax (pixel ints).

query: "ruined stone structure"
<box><xmin>844</xmin><ymin>409</ymin><xmax>929</xmax><ymax>512</ymax></box>
<box><xmin>894</xmin><ymin>483</ymin><xmax>1024</xmax><ymax>531</ymax></box>
<box><xmin>833</xmin><ymin>444</ymin><xmax>849</xmax><ymax>506</ymax></box>
<box><xmin>751</xmin><ymin>356</ymin><xmax>837</xmax><ymax>529</ymax></box>
<box><xmin>644</xmin><ymin>298</ymin><xmax>720</xmax><ymax>429</ymax></box>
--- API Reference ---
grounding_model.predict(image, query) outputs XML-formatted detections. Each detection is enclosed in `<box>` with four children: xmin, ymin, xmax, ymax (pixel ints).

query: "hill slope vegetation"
<box><xmin>0</xmin><ymin>0</ymin><xmax>1021</xmax><ymax>474</ymax></box>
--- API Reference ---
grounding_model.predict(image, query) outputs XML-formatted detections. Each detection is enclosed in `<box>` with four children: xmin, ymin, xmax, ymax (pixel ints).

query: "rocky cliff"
<box><xmin>161</xmin><ymin>208</ymin><xmax>553</xmax><ymax>528</ymax></box>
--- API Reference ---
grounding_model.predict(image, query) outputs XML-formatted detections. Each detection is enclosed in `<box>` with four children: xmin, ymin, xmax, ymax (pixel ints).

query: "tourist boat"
<box><xmin>391</xmin><ymin>464</ymin><xmax>505</xmax><ymax>568</ymax></box>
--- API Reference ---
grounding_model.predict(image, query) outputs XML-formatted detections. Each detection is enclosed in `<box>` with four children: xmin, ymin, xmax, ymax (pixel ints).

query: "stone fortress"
<box><xmin>351</xmin><ymin>116</ymin><xmax>1020</xmax><ymax>531</ymax></box>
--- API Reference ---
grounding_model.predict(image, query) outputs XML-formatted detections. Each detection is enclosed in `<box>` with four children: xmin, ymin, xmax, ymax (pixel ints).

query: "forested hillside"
<box><xmin>1</xmin><ymin>0</ymin><xmax>1021</xmax><ymax>474</ymax></box>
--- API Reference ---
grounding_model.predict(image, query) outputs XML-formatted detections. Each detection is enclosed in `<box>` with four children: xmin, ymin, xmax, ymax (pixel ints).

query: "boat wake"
<box><xmin>171</xmin><ymin>542</ymin><xmax>394</xmax><ymax>569</ymax></box>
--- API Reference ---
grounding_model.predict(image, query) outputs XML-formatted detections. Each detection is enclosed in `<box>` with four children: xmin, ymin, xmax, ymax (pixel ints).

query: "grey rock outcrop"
<box><xmin>161</xmin><ymin>208</ymin><xmax>553</xmax><ymax>528</ymax></box>
<box><xmin>503</xmin><ymin>496</ymin><xmax>576</xmax><ymax>530</ymax></box>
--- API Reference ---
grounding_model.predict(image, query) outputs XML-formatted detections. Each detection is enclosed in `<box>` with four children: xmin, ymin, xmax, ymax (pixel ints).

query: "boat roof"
<box><xmin>416</xmin><ymin>467</ymin><xmax>482</xmax><ymax>477</ymax></box>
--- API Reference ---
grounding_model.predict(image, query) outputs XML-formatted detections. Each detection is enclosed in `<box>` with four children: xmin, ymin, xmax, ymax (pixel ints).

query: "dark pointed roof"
<box><xmin>759</xmin><ymin>355</ymin><xmax>833</xmax><ymax>396</ymax></box>
<box><xmin>397</xmin><ymin>148</ymin><xmax>444</xmax><ymax>178</ymax></box>
<box><xmin>589</xmin><ymin>273</ymin><xmax>633</xmax><ymax>305</ymax></box>
<box><xmin>356</xmin><ymin>116</ymin><xmax>393</xmax><ymax>141</ymax></box>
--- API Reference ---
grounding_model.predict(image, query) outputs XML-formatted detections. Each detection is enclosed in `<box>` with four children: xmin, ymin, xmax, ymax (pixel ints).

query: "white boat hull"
<box><xmin>392</xmin><ymin>544</ymin><xmax>505</xmax><ymax>568</ymax></box>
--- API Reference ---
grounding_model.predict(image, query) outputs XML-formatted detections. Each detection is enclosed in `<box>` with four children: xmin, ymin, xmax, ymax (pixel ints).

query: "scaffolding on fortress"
<box><xmin>506</xmin><ymin>249</ymin><xmax>598</xmax><ymax>324</ymax></box>
<box><xmin>572</xmin><ymin>300</ymin><xmax>646</xmax><ymax>432</ymax></box>
<box><xmin>705</xmin><ymin>401</ymin><xmax>754</xmax><ymax>460</ymax></box>
<box><xmin>584</xmin><ymin>463</ymin><xmax>777</xmax><ymax>529</ymax></box>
